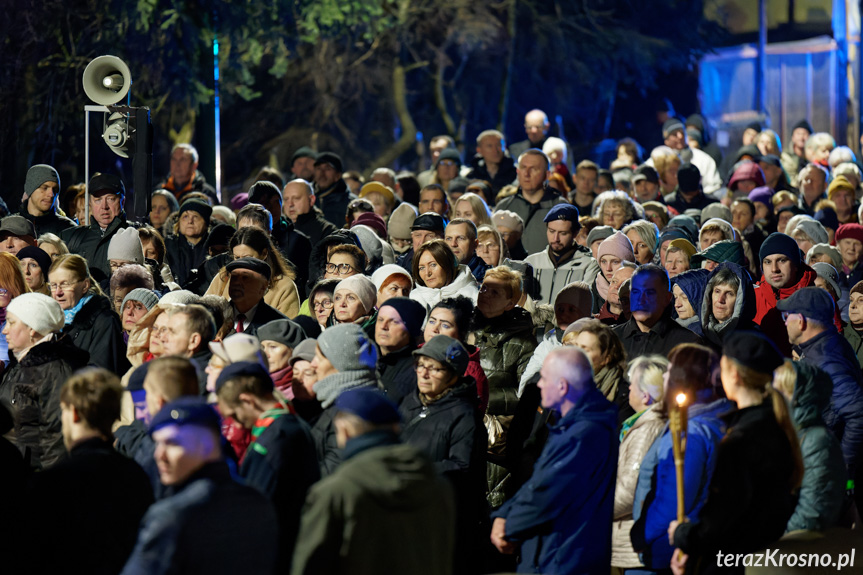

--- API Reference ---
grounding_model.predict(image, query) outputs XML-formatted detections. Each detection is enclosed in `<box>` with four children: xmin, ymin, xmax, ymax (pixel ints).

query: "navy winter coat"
<box><xmin>493</xmin><ymin>386</ymin><xmax>618</xmax><ymax>575</ymax></box>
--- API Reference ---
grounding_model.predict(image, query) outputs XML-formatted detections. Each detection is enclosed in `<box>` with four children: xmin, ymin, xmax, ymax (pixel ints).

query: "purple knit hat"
<box><xmin>748</xmin><ymin>186</ymin><xmax>774</xmax><ymax>208</ymax></box>
<box><xmin>597</xmin><ymin>231</ymin><xmax>635</xmax><ymax>263</ymax></box>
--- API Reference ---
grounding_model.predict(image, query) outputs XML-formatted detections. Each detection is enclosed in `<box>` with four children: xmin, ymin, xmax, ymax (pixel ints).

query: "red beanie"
<box><xmin>836</xmin><ymin>223</ymin><xmax>863</xmax><ymax>245</ymax></box>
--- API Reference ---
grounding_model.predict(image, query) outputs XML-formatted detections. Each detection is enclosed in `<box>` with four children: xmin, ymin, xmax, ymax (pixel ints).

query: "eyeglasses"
<box><xmin>438</xmin><ymin>160</ymin><xmax>458</xmax><ymax>167</ymax></box>
<box><xmin>313</xmin><ymin>299</ymin><xmax>334</xmax><ymax>310</ymax></box>
<box><xmin>0</xmin><ymin>288</ymin><xmax>8</xmax><ymax>296</ymax></box>
<box><xmin>476</xmin><ymin>242</ymin><xmax>498</xmax><ymax>253</ymax></box>
<box><xmin>49</xmin><ymin>280</ymin><xmax>82</xmax><ymax>292</ymax></box>
<box><xmin>325</xmin><ymin>262</ymin><xmax>358</xmax><ymax>275</ymax></box>
<box><xmin>414</xmin><ymin>361</ymin><xmax>448</xmax><ymax>377</ymax></box>
<box><xmin>109</xmin><ymin>261</ymin><xmax>130</xmax><ymax>272</ymax></box>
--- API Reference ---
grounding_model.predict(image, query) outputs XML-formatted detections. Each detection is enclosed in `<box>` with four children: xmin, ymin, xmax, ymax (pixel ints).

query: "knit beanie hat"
<box><xmin>388</xmin><ymin>203</ymin><xmax>417</xmax><ymax>241</ymax></box>
<box><xmin>178</xmin><ymin>199</ymin><xmax>212</xmax><ymax>224</ymax></box>
<box><xmin>122</xmin><ymin>288</ymin><xmax>159</xmax><ymax>313</ymax></box>
<box><xmin>107</xmin><ymin>227</ymin><xmax>144</xmax><ymax>264</ymax></box>
<box><xmin>792</xmin><ymin>119</ymin><xmax>813</xmax><ymax>134</ymax></box>
<box><xmin>554</xmin><ymin>281</ymin><xmax>593</xmax><ymax>316</ymax></box>
<box><xmin>351</xmin><ymin>225</ymin><xmax>383</xmax><ymax>273</ymax></box>
<box><xmin>352</xmin><ymin>212</ymin><xmax>388</xmax><ymax>239</ymax></box>
<box><xmin>597</xmin><ymin>231</ymin><xmax>635</xmax><ymax>263</ymax></box>
<box><xmin>379</xmin><ymin>297</ymin><xmax>427</xmax><ymax>338</ymax></box>
<box><xmin>291</xmin><ymin>146</ymin><xmax>317</xmax><ymax>166</ymax></box>
<box><xmin>371</xmin><ymin>264</ymin><xmax>412</xmax><ymax>291</ymax></box>
<box><xmin>699</xmin><ymin>218</ymin><xmax>735</xmax><ymax>243</ymax></box>
<box><xmin>805</xmin><ymin>243</ymin><xmax>842</xmax><ymax>269</ymax></box>
<box><xmin>7</xmin><ymin>293</ymin><xmax>65</xmax><ymax>335</ymax></box>
<box><xmin>814</xmin><ymin>207</ymin><xmax>839</xmax><ymax>232</ymax></box>
<box><xmin>827</xmin><ymin>175</ymin><xmax>856</xmax><ymax>202</ymax></box>
<box><xmin>247</xmin><ymin>181</ymin><xmax>282</xmax><ymax>206</ymax></box>
<box><xmin>492</xmin><ymin>210</ymin><xmax>525</xmax><ymax>233</ymax></box>
<box><xmin>759</xmin><ymin>233</ymin><xmax>801</xmax><ymax>266</ymax></box>
<box><xmin>24</xmin><ymin>164</ymin><xmax>60</xmax><ymax>200</ymax></box>
<box><xmin>288</xmin><ymin>338</ymin><xmax>318</xmax><ymax>366</ymax></box>
<box><xmin>334</xmin><ymin>275</ymin><xmax>377</xmax><ymax>314</ymax></box>
<box><xmin>836</xmin><ymin>223</ymin><xmax>863</xmax><ymax>246</ymax></box>
<box><xmin>700</xmin><ymin>203</ymin><xmax>732</xmax><ymax>224</ymax></box>
<box><xmin>667</xmin><ymin>215</ymin><xmax>699</xmax><ymax>244</ymax></box>
<box><xmin>811</xmin><ymin>262</ymin><xmax>841</xmax><ymax>298</ymax></box>
<box><xmin>317</xmin><ymin>323</ymin><xmax>377</xmax><ymax>372</ymax></box>
<box><xmin>587</xmin><ymin>225</ymin><xmax>615</xmax><ymax>248</ymax></box>
<box><xmin>794</xmin><ymin>218</ymin><xmax>829</xmax><ymax>246</ymax></box>
<box><xmin>748</xmin><ymin>186</ymin><xmax>774</xmax><ymax>208</ymax></box>
<box><xmin>159</xmin><ymin>289</ymin><xmax>201</xmax><ymax>305</ymax></box>
<box><xmin>15</xmin><ymin>246</ymin><xmax>52</xmax><ymax>279</ymax></box>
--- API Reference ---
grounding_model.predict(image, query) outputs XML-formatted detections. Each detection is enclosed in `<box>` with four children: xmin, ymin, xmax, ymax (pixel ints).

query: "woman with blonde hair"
<box><xmin>48</xmin><ymin>254</ymin><xmax>129</xmax><ymax>374</ymax></box>
<box><xmin>453</xmin><ymin>192</ymin><xmax>493</xmax><ymax>228</ymax></box>
<box><xmin>755</xmin><ymin>129</ymin><xmax>782</xmax><ymax>156</ymax></box>
<box><xmin>669</xmin><ymin>332</ymin><xmax>803</xmax><ymax>573</ymax></box>
<box><xmin>0</xmin><ymin>252</ymin><xmax>30</xmax><ymax>369</ymax></box>
<box><xmin>206</xmin><ymin>227</ymin><xmax>300</xmax><ymax>317</ymax></box>
<box><xmin>651</xmin><ymin>146</ymin><xmax>682</xmax><ymax>195</ymax></box>
<box><xmin>36</xmin><ymin>233</ymin><xmax>69</xmax><ymax>260</ymax></box>
<box><xmin>476</xmin><ymin>225</ymin><xmax>509</xmax><ymax>267</ymax></box>
<box><xmin>612</xmin><ymin>355</ymin><xmax>669</xmax><ymax>572</ymax></box>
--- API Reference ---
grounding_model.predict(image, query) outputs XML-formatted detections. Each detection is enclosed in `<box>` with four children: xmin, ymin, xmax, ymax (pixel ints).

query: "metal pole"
<box><xmin>213</xmin><ymin>33</ymin><xmax>222</xmax><ymax>203</ymax></box>
<box><xmin>85</xmin><ymin>107</ymin><xmax>90</xmax><ymax>224</ymax></box>
<box><xmin>757</xmin><ymin>0</ymin><xmax>768</xmax><ymax>117</ymax></box>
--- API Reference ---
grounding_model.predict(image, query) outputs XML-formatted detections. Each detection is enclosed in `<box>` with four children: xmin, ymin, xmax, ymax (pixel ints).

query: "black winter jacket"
<box><xmin>60</xmin><ymin>213</ymin><xmax>137</xmax><ymax>282</ymax></box>
<box><xmin>60</xmin><ymin>294</ymin><xmax>130</xmax><ymax>375</ymax></box>
<box><xmin>18</xmin><ymin>203</ymin><xmax>75</xmax><ymax>237</ymax></box>
<box><xmin>378</xmin><ymin>345</ymin><xmax>418</xmax><ymax>404</ymax></box>
<box><xmin>0</xmin><ymin>338</ymin><xmax>89</xmax><ymax>470</ymax></box>
<box><xmin>165</xmin><ymin>232</ymin><xmax>210</xmax><ymax>288</ymax></box>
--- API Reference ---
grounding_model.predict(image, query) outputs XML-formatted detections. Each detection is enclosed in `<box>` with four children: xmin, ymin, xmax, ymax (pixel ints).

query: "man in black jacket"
<box><xmin>60</xmin><ymin>172</ymin><xmax>136</xmax><ymax>282</ymax></box>
<box><xmin>613</xmin><ymin>264</ymin><xmax>703</xmax><ymax>359</ymax></box>
<box><xmin>215</xmin><ymin>362</ymin><xmax>319</xmax><ymax>572</ymax></box>
<box><xmin>226</xmin><ymin>257</ymin><xmax>286</xmax><ymax>337</ymax></box>
<box><xmin>18</xmin><ymin>164</ymin><xmax>75</xmax><ymax>237</ymax></box>
<box><xmin>283</xmin><ymin>179</ymin><xmax>338</xmax><ymax>246</ymax></box>
<box><xmin>25</xmin><ymin>368</ymin><xmax>153</xmax><ymax>575</ymax></box>
<box><xmin>313</xmin><ymin>152</ymin><xmax>356</xmax><ymax>227</ymax></box>
<box><xmin>121</xmin><ymin>397</ymin><xmax>278</xmax><ymax>575</ymax></box>
<box><xmin>467</xmin><ymin>130</ymin><xmax>518</xmax><ymax>195</ymax></box>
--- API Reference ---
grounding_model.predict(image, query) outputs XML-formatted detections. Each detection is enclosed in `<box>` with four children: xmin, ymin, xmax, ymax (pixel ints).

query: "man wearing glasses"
<box><xmin>61</xmin><ymin>172</ymin><xmax>137</xmax><ymax>282</ymax></box>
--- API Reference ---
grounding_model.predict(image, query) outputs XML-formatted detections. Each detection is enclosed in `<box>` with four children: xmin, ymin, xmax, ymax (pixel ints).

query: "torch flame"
<box><xmin>675</xmin><ymin>393</ymin><xmax>686</xmax><ymax>407</ymax></box>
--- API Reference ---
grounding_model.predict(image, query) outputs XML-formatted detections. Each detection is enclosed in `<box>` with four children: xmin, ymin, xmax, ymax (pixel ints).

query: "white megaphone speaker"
<box><xmin>82</xmin><ymin>55</ymin><xmax>132</xmax><ymax>106</ymax></box>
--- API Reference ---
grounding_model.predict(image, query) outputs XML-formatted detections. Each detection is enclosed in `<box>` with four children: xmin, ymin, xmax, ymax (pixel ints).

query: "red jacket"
<box><xmin>753</xmin><ymin>264</ymin><xmax>817</xmax><ymax>356</ymax></box>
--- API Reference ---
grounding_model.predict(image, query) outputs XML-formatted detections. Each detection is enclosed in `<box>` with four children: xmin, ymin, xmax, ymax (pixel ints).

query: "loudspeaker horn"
<box><xmin>82</xmin><ymin>55</ymin><xmax>132</xmax><ymax>106</ymax></box>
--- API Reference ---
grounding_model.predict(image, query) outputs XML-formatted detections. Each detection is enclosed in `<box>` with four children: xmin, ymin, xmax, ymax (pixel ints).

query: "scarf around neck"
<box><xmin>64</xmin><ymin>294</ymin><xmax>93</xmax><ymax>325</ymax></box>
<box><xmin>313</xmin><ymin>370</ymin><xmax>377</xmax><ymax>408</ymax></box>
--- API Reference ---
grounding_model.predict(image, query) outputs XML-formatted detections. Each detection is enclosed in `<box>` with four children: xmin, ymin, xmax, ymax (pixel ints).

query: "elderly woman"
<box><xmin>370</xmin><ymin>264</ymin><xmax>413</xmax><ymax>308</ymax></box>
<box><xmin>256</xmin><ymin>319</ymin><xmax>305</xmax><ymax>398</ymax></box>
<box><xmin>206</xmin><ymin>227</ymin><xmax>300</xmax><ymax>318</ymax></box>
<box><xmin>36</xmin><ymin>233</ymin><xmax>69</xmax><ymax>260</ymax></box>
<box><xmin>671</xmin><ymin>269</ymin><xmax>710</xmax><ymax>338</ymax></box>
<box><xmin>16</xmin><ymin>245</ymin><xmax>52</xmax><ymax>295</ymax></box>
<box><xmin>307</xmin><ymin>279</ymin><xmax>339</xmax><ymax>330</ymax></box>
<box><xmin>109</xmin><ymin>264</ymin><xmax>154</xmax><ymax>315</ymax></box>
<box><xmin>664</xmin><ymin>238</ymin><xmax>696</xmax><ymax>278</ymax></box>
<box><xmin>622</xmin><ymin>220</ymin><xmax>660</xmax><ymax>265</ymax></box>
<box><xmin>165</xmin><ymin>198</ymin><xmax>212</xmax><ymax>286</ymax></box>
<box><xmin>593</xmin><ymin>231</ymin><xmax>635</xmax><ymax>314</ymax></box>
<box><xmin>595</xmin><ymin>190</ymin><xmax>639</xmax><ymax>230</ymax></box>
<box><xmin>332</xmin><ymin>275</ymin><xmax>377</xmax><ymax>335</ymax></box>
<box><xmin>699</xmin><ymin>262</ymin><xmax>757</xmax><ymax>349</ymax></box>
<box><xmin>807</xmin><ymin>243</ymin><xmax>843</xmax><ymax>270</ymax></box>
<box><xmin>651</xmin><ymin>146</ymin><xmax>682</xmax><ymax>195</ymax></box>
<box><xmin>475</xmin><ymin>225</ymin><xmax>509</xmax><ymax>268</ymax></box>
<box><xmin>0</xmin><ymin>253</ymin><xmax>30</xmax><ymax>370</ymax></box>
<box><xmin>0</xmin><ymin>293</ymin><xmax>88</xmax><ymax>470</ymax></box>
<box><xmin>612</xmin><ymin>355</ymin><xmax>669</xmax><ymax>572</ymax></box>
<box><xmin>410</xmin><ymin>239</ymin><xmax>478</xmax><ymax>309</ymax></box>
<box><xmin>562</xmin><ymin>318</ymin><xmax>631</xmax><ymax>421</ymax></box>
<box><xmin>399</xmin><ymin>334</ymin><xmax>485</xmax><ymax>572</ymax></box>
<box><xmin>454</xmin><ymin>193</ymin><xmax>493</xmax><ymax>228</ymax></box>
<box><xmin>49</xmin><ymin>254</ymin><xmax>129</xmax><ymax>375</ymax></box>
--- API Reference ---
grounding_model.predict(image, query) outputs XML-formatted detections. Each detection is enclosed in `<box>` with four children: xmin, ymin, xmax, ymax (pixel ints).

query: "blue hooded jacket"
<box><xmin>671</xmin><ymin>269</ymin><xmax>710</xmax><ymax>337</ymax></box>
<box><xmin>630</xmin><ymin>392</ymin><xmax>732</xmax><ymax>569</ymax></box>
<box><xmin>494</xmin><ymin>386</ymin><xmax>618</xmax><ymax>575</ymax></box>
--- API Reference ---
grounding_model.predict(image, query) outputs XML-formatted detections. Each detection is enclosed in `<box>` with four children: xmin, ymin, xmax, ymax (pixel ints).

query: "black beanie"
<box><xmin>178</xmin><ymin>199</ymin><xmax>212</xmax><ymax>223</ymax></box>
<box><xmin>759</xmin><ymin>233</ymin><xmax>801</xmax><ymax>267</ymax></box>
<box><xmin>792</xmin><ymin>119</ymin><xmax>813</xmax><ymax>134</ymax></box>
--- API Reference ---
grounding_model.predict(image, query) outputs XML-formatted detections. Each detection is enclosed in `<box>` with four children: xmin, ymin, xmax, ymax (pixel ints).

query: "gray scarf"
<box><xmin>675</xmin><ymin>315</ymin><xmax>699</xmax><ymax>328</ymax></box>
<box><xmin>313</xmin><ymin>370</ymin><xmax>378</xmax><ymax>408</ymax></box>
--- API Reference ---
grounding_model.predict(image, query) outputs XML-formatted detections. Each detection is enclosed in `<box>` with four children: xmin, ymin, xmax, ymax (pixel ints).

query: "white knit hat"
<box><xmin>159</xmin><ymin>290</ymin><xmax>201</xmax><ymax>305</ymax></box>
<box><xmin>6</xmin><ymin>293</ymin><xmax>65</xmax><ymax>335</ymax></box>
<box><xmin>334</xmin><ymin>275</ymin><xmax>377</xmax><ymax>314</ymax></box>
<box><xmin>107</xmin><ymin>227</ymin><xmax>144</xmax><ymax>264</ymax></box>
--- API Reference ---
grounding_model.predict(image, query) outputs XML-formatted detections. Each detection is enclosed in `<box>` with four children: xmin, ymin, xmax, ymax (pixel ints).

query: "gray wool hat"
<box><xmin>413</xmin><ymin>334</ymin><xmax>468</xmax><ymax>375</ymax></box>
<box><xmin>288</xmin><ymin>338</ymin><xmax>318</xmax><ymax>366</ymax></box>
<box><xmin>317</xmin><ymin>323</ymin><xmax>377</xmax><ymax>372</ymax></box>
<box><xmin>794</xmin><ymin>218</ymin><xmax>829</xmax><ymax>246</ymax></box>
<box><xmin>122</xmin><ymin>288</ymin><xmax>159</xmax><ymax>312</ymax></box>
<box><xmin>811</xmin><ymin>262</ymin><xmax>842</xmax><ymax>299</ymax></box>
<box><xmin>700</xmin><ymin>203</ymin><xmax>732</xmax><ymax>224</ymax></box>
<box><xmin>257</xmin><ymin>319</ymin><xmax>305</xmax><ymax>349</ymax></box>
<box><xmin>107</xmin><ymin>227</ymin><xmax>145</xmax><ymax>264</ymax></box>
<box><xmin>587</xmin><ymin>225</ymin><xmax>615</xmax><ymax>247</ymax></box>
<box><xmin>159</xmin><ymin>289</ymin><xmax>201</xmax><ymax>305</ymax></box>
<box><xmin>805</xmin><ymin>243</ymin><xmax>842</xmax><ymax>270</ymax></box>
<box><xmin>0</xmin><ymin>215</ymin><xmax>36</xmax><ymax>239</ymax></box>
<box><xmin>24</xmin><ymin>164</ymin><xmax>60</xmax><ymax>200</ymax></box>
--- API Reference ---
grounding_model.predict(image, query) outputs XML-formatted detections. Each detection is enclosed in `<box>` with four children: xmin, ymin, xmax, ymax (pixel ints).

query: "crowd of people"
<box><xmin>1</xmin><ymin>111</ymin><xmax>862</xmax><ymax>574</ymax></box>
